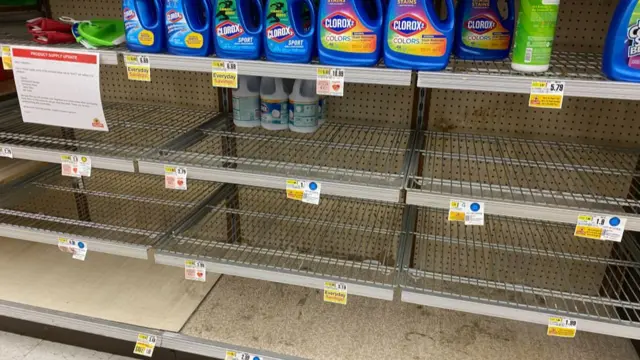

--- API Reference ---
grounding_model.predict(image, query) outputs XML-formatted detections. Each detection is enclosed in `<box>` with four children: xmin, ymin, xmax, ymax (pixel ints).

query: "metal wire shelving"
<box><xmin>406</xmin><ymin>131</ymin><xmax>640</xmax><ymax>230</ymax></box>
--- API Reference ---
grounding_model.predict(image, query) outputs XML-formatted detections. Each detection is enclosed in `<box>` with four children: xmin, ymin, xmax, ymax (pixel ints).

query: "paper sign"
<box><xmin>316</xmin><ymin>67</ymin><xmax>344</xmax><ymax>97</ymax></box>
<box><xmin>124</xmin><ymin>55</ymin><xmax>150</xmax><ymax>82</ymax></box>
<box><xmin>185</xmin><ymin>260</ymin><xmax>206</xmax><ymax>282</ymax></box>
<box><xmin>1</xmin><ymin>46</ymin><xmax>11</xmax><ymax>70</ymax></box>
<box><xmin>11</xmin><ymin>47</ymin><xmax>107</xmax><ymax>131</ymax></box>
<box><xmin>133</xmin><ymin>333</ymin><xmax>158</xmax><ymax>357</ymax></box>
<box><xmin>448</xmin><ymin>200</ymin><xmax>484</xmax><ymax>225</ymax></box>
<box><xmin>574</xmin><ymin>214</ymin><xmax>626</xmax><ymax>242</ymax></box>
<box><xmin>286</xmin><ymin>179</ymin><xmax>321</xmax><ymax>205</ymax></box>
<box><xmin>61</xmin><ymin>155</ymin><xmax>91</xmax><ymax>177</ymax></box>
<box><xmin>547</xmin><ymin>317</ymin><xmax>577</xmax><ymax>338</ymax></box>
<box><xmin>225</xmin><ymin>351</ymin><xmax>262</xmax><ymax>360</ymax></box>
<box><xmin>164</xmin><ymin>165</ymin><xmax>187</xmax><ymax>190</ymax></box>
<box><xmin>324</xmin><ymin>281</ymin><xmax>347</xmax><ymax>305</ymax></box>
<box><xmin>212</xmin><ymin>60</ymin><xmax>238</xmax><ymax>88</ymax></box>
<box><xmin>0</xmin><ymin>147</ymin><xmax>13</xmax><ymax>159</ymax></box>
<box><xmin>529</xmin><ymin>80</ymin><xmax>565</xmax><ymax>109</ymax></box>
<box><xmin>58</xmin><ymin>237</ymin><xmax>87</xmax><ymax>261</ymax></box>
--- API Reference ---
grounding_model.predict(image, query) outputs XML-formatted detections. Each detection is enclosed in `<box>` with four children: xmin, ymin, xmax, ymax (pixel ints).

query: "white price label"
<box><xmin>57</xmin><ymin>237</ymin><xmax>87</xmax><ymax>261</ymax></box>
<box><xmin>529</xmin><ymin>80</ymin><xmax>565</xmax><ymax>109</ymax></box>
<box><xmin>124</xmin><ymin>54</ymin><xmax>150</xmax><ymax>82</ymax></box>
<box><xmin>0</xmin><ymin>147</ymin><xmax>13</xmax><ymax>158</ymax></box>
<box><xmin>225</xmin><ymin>351</ymin><xmax>262</xmax><ymax>360</ymax></box>
<box><xmin>574</xmin><ymin>214</ymin><xmax>626</xmax><ymax>242</ymax></box>
<box><xmin>1</xmin><ymin>46</ymin><xmax>11</xmax><ymax>70</ymax></box>
<box><xmin>286</xmin><ymin>179</ymin><xmax>321</xmax><ymax>205</ymax></box>
<box><xmin>547</xmin><ymin>317</ymin><xmax>577</xmax><ymax>338</ymax></box>
<box><xmin>133</xmin><ymin>333</ymin><xmax>158</xmax><ymax>357</ymax></box>
<box><xmin>164</xmin><ymin>165</ymin><xmax>187</xmax><ymax>190</ymax></box>
<box><xmin>448</xmin><ymin>200</ymin><xmax>484</xmax><ymax>225</ymax></box>
<box><xmin>184</xmin><ymin>260</ymin><xmax>206</xmax><ymax>282</ymax></box>
<box><xmin>316</xmin><ymin>67</ymin><xmax>344</xmax><ymax>97</ymax></box>
<box><xmin>61</xmin><ymin>155</ymin><xmax>91</xmax><ymax>177</ymax></box>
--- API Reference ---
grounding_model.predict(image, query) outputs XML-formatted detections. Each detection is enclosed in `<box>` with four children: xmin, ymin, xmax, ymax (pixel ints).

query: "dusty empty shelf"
<box><xmin>399</xmin><ymin>207</ymin><xmax>640</xmax><ymax>339</ymax></box>
<box><xmin>406</xmin><ymin>131</ymin><xmax>640</xmax><ymax>230</ymax></box>
<box><xmin>0</xmin><ymin>168</ymin><xmax>220</xmax><ymax>259</ymax></box>
<box><xmin>154</xmin><ymin>185</ymin><xmax>406</xmax><ymax>300</ymax></box>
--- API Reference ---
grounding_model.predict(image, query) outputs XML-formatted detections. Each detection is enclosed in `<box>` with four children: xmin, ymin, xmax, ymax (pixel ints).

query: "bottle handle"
<box><xmin>298</xmin><ymin>0</ymin><xmax>316</xmax><ymax>37</ymax></box>
<box><xmin>442</xmin><ymin>0</ymin><xmax>455</xmax><ymax>29</ymax></box>
<box><xmin>504</xmin><ymin>0</ymin><xmax>516</xmax><ymax>27</ymax></box>
<box><xmin>189</xmin><ymin>0</ymin><xmax>212</xmax><ymax>32</ymax></box>
<box><xmin>250</xmin><ymin>0</ymin><xmax>264</xmax><ymax>33</ymax></box>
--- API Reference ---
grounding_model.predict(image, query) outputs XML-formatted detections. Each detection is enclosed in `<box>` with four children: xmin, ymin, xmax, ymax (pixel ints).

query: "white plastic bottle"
<box><xmin>260</xmin><ymin>77</ymin><xmax>289</xmax><ymax>131</ymax></box>
<box><xmin>289</xmin><ymin>79</ymin><xmax>319</xmax><ymax>133</ymax></box>
<box><xmin>232</xmin><ymin>76</ymin><xmax>261</xmax><ymax>128</ymax></box>
<box><xmin>283</xmin><ymin>78</ymin><xmax>295</xmax><ymax>95</ymax></box>
<box><xmin>317</xmin><ymin>96</ymin><xmax>327</xmax><ymax>126</ymax></box>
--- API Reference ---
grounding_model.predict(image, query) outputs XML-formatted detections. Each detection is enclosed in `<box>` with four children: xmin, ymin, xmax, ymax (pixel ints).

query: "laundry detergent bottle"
<box><xmin>123</xmin><ymin>0</ymin><xmax>165</xmax><ymax>52</ymax></box>
<box><xmin>214</xmin><ymin>0</ymin><xmax>263</xmax><ymax>59</ymax></box>
<box><xmin>318</xmin><ymin>0</ymin><xmax>383</xmax><ymax>67</ymax></box>
<box><xmin>384</xmin><ymin>0</ymin><xmax>455</xmax><ymax>70</ymax></box>
<box><xmin>165</xmin><ymin>0</ymin><xmax>214</xmax><ymax>56</ymax></box>
<box><xmin>454</xmin><ymin>0</ymin><xmax>514</xmax><ymax>60</ymax></box>
<box><xmin>603</xmin><ymin>0</ymin><xmax>640</xmax><ymax>82</ymax></box>
<box><xmin>264</xmin><ymin>0</ymin><xmax>316</xmax><ymax>63</ymax></box>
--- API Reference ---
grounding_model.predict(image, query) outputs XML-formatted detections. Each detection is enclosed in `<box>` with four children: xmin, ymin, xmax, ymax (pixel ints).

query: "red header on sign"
<box><xmin>11</xmin><ymin>48</ymin><xmax>97</xmax><ymax>64</ymax></box>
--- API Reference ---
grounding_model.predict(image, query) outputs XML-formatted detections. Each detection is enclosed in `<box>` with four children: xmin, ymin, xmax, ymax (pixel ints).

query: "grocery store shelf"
<box><xmin>418</xmin><ymin>52</ymin><xmax>640</xmax><ymax>100</ymax></box>
<box><xmin>399</xmin><ymin>207</ymin><xmax>640</xmax><ymax>339</ymax></box>
<box><xmin>139</xmin><ymin>119</ymin><xmax>413</xmax><ymax>203</ymax></box>
<box><xmin>154</xmin><ymin>185</ymin><xmax>405</xmax><ymax>300</ymax></box>
<box><xmin>406</xmin><ymin>131</ymin><xmax>640</xmax><ymax>229</ymax></box>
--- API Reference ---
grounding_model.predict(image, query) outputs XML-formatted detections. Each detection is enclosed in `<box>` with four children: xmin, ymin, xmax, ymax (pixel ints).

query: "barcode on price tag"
<box><xmin>133</xmin><ymin>333</ymin><xmax>157</xmax><ymax>357</ymax></box>
<box><xmin>212</xmin><ymin>60</ymin><xmax>238</xmax><ymax>88</ymax></box>
<box><xmin>574</xmin><ymin>214</ymin><xmax>626</xmax><ymax>242</ymax></box>
<box><xmin>316</xmin><ymin>67</ymin><xmax>344</xmax><ymax>97</ymax></box>
<box><xmin>60</xmin><ymin>155</ymin><xmax>91</xmax><ymax>177</ymax></box>
<box><xmin>547</xmin><ymin>317</ymin><xmax>577</xmax><ymax>338</ymax></box>
<box><xmin>124</xmin><ymin>55</ymin><xmax>151</xmax><ymax>82</ymax></box>
<box><xmin>164</xmin><ymin>165</ymin><xmax>187</xmax><ymax>190</ymax></box>
<box><xmin>529</xmin><ymin>80</ymin><xmax>565</xmax><ymax>109</ymax></box>
<box><xmin>0</xmin><ymin>147</ymin><xmax>12</xmax><ymax>158</ymax></box>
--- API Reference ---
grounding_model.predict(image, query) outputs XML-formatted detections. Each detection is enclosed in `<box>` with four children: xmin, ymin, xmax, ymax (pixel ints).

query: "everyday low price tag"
<box><xmin>185</xmin><ymin>260</ymin><xmax>206</xmax><ymax>282</ymax></box>
<box><xmin>529</xmin><ymin>80</ymin><xmax>565</xmax><ymax>109</ymax></box>
<box><xmin>164</xmin><ymin>165</ymin><xmax>187</xmax><ymax>190</ymax></box>
<box><xmin>448</xmin><ymin>200</ymin><xmax>484</xmax><ymax>225</ymax></box>
<box><xmin>58</xmin><ymin>237</ymin><xmax>87</xmax><ymax>261</ymax></box>
<box><xmin>133</xmin><ymin>333</ymin><xmax>158</xmax><ymax>357</ymax></box>
<box><xmin>61</xmin><ymin>155</ymin><xmax>91</xmax><ymax>177</ymax></box>
<box><xmin>212</xmin><ymin>60</ymin><xmax>238</xmax><ymax>88</ymax></box>
<box><xmin>225</xmin><ymin>351</ymin><xmax>262</xmax><ymax>360</ymax></box>
<box><xmin>316</xmin><ymin>67</ymin><xmax>345</xmax><ymax>97</ymax></box>
<box><xmin>124</xmin><ymin>55</ymin><xmax>150</xmax><ymax>82</ymax></box>
<box><xmin>574</xmin><ymin>214</ymin><xmax>626</xmax><ymax>242</ymax></box>
<box><xmin>1</xmin><ymin>46</ymin><xmax>11</xmax><ymax>70</ymax></box>
<box><xmin>0</xmin><ymin>147</ymin><xmax>12</xmax><ymax>158</ymax></box>
<box><xmin>324</xmin><ymin>281</ymin><xmax>347</xmax><ymax>305</ymax></box>
<box><xmin>286</xmin><ymin>179</ymin><xmax>321</xmax><ymax>205</ymax></box>
<box><xmin>547</xmin><ymin>317</ymin><xmax>577</xmax><ymax>338</ymax></box>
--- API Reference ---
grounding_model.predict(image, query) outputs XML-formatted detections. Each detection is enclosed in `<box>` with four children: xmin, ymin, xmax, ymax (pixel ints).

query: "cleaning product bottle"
<box><xmin>233</xmin><ymin>76</ymin><xmax>262</xmax><ymax>127</ymax></box>
<box><xmin>123</xmin><ymin>0</ymin><xmax>165</xmax><ymax>52</ymax></box>
<box><xmin>511</xmin><ymin>0</ymin><xmax>560</xmax><ymax>72</ymax></box>
<box><xmin>264</xmin><ymin>0</ymin><xmax>316</xmax><ymax>63</ymax></box>
<box><xmin>384</xmin><ymin>0</ymin><xmax>455</xmax><ymax>70</ymax></box>
<box><xmin>603</xmin><ymin>0</ymin><xmax>640</xmax><ymax>82</ymax></box>
<box><xmin>454</xmin><ymin>0</ymin><xmax>514</xmax><ymax>60</ymax></box>
<box><xmin>318</xmin><ymin>0</ymin><xmax>383</xmax><ymax>67</ymax></box>
<box><xmin>213</xmin><ymin>0</ymin><xmax>263</xmax><ymax>59</ymax></box>
<box><xmin>260</xmin><ymin>77</ymin><xmax>289</xmax><ymax>130</ymax></box>
<box><xmin>165</xmin><ymin>0</ymin><xmax>213</xmax><ymax>56</ymax></box>
<box><xmin>289</xmin><ymin>79</ymin><xmax>319</xmax><ymax>133</ymax></box>
<box><xmin>317</xmin><ymin>96</ymin><xmax>326</xmax><ymax>126</ymax></box>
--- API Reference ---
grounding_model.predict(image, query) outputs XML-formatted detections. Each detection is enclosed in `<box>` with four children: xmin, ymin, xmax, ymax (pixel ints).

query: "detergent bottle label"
<box><xmin>266</xmin><ymin>0</ymin><xmax>307</xmax><ymax>55</ymax></box>
<box><xmin>166</xmin><ymin>0</ymin><xmax>203</xmax><ymax>49</ymax></box>
<box><xmin>461</xmin><ymin>0</ymin><xmax>510</xmax><ymax>50</ymax></box>
<box><xmin>289</xmin><ymin>100</ymin><xmax>317</xmax><ymax>127</ymax></box>
<box><xmin>123</xmin><ymin>0</ymin><xmax>155</xmax><ymax>46</ymax></box>
<box><xmin>627</xmin><ymin>3</ymin><xmax>640</xmax><ymax>69</ymax></box>
<box><xmin>215</xmin><ymin>0</ymin><xmax>259</xmax><ymax>53</ymax></box>
<box><xmin>320</xmin><ymin>0</ymin><xmax>377</xmax><ymax>54</ymax></box>
<box><xmin>261</xmin><ymin>99</ymin><xmax>289</xmax><ymax>125</ymax></box>
<box><xmin>387</xmin><ymin>2</ymin><xmax>446</xmax><ymax>57</ymax></box>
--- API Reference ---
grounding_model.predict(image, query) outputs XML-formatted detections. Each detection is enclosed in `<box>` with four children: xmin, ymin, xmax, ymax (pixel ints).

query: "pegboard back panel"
<box><xmin>553</xmin><ymin>0</ymin><xmax>616</xmax><ymax>53</ymax></box>
<box><xmin>48</xmin><ymin>0</ymin><xmax>121</xmax><ymax>19</ymax></box>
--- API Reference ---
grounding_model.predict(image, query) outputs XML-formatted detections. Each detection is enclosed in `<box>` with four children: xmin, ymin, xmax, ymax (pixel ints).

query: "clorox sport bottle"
<box><xmin>213</xmin><ymin>0</ymin><xmax>263</xmax><ymax>59</ymax></box>
<box><xmin>264</xmin><ymin>0</ymin><xmax>316</xmax><ymax>63</ymax></box>
<box><xmin>123</xmin><ymin>0</ymin><xmax>165</xmax><ymax>53</ymax></box>
<box><xmin>454</xmin><ymin>0</ymin><xmax>515</xmax><ymax>60</ymax></box>
<box><xmin>165</xmin><ymin>0</ymin><xmax>214</xmax><ymax>56</ymax></box>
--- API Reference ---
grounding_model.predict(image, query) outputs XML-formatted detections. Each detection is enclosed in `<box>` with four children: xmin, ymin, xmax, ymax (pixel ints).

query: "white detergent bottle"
<box><xmin>317</xmin><ymin>96</ymin><xmax>327</xmax><ymax>126</ymax></box>
<box><xmin>260</xmin><ymin>77</ymin><xmax>289</xmax><ymax>131</ymax></box>
<box><xmin>283</xmin><ymin>78</ymin><xmax>295</xmax><ymax>95</ymax></box>
<box><xmin>232</xmin><ymin>76</ymin><xmax>261</xmax><ymax>128</ymax></box>
<box><xmin>289</xmin><ymin>79</ymin><xmax>319</xmax><ymax>133</ymax></box>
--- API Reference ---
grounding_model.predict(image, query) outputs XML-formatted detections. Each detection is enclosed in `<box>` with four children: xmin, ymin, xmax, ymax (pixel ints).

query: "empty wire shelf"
<box><xmin>399</xmin><ymin>207</ymin><xmax>640</xmax><ymax>339</ymax></box>
<box><xmin>406</xmin><ymin>131</ymin><xmax>640</xmax><ymax>230</ymax></box>
<box><xmin>0</xmin><ymin>167</ymin><xmax>220</xmax><ymax>259</ymax></box>
<box><xmin>154</xmin><ymin>185</ymin><xmax>407</xmax><ymax>300</ymax></box>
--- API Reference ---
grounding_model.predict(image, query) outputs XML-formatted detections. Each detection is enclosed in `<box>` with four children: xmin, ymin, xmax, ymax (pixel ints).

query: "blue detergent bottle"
<box><xmin>165</xmin><ymin>0</ymin><xmax>214</xmax><ymax>56</ymax></box>
<box><xmin>264</xmin><ymin>0</ymin><xmax>316</xmax><ymax>63</ymax></box>
<box><xmin>603</xmin><ymin>0</ymin><xmax>640</xmax><ymax>82</ymax></box>
<box><xmin>214</xmin><ymin>0</ymin><xmax>263</xmax><ymax>59</ymax></box>
<box><xmin>318</xmin><ymin>0</ymin><xmax>383</xmax><ymax>67</ymax></box>
<box><xmin>384</xmin><ymin>0</ymin><xmax>455</xmax><ymax>70</ymax></box>
<box><xmin>454</xmin><ymin>0</ymin><xmax>514</xmax><ymax>60</ymax></box>
<box><xmin>123</xmin><ymin>0</ymin><xmax>165</xmax><ymax>52</ymax></box>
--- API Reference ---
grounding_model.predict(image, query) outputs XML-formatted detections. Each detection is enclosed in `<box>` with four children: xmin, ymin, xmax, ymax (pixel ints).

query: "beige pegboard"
<box><xmin>553</xmin><ymin>0</ymin><xmax>617</xmax><ymax>53</ymax></box>
<box><xmin>48</xmin><ymin>0</ymin><xmax>121</xmax><ymax>19</ymax></box>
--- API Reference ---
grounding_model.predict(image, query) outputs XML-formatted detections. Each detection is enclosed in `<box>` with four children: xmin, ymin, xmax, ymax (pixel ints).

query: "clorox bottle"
<box><xmin>123</xmin><ymin>0</ymin><xmax>165</xmax><ymax>53</ymax></box>
<box><xmin>264</xmin><ymin>0</ymin><xmax>316</xmax><ymax>63</ymax></box>
<box><xmin>214</xmin><ymin>0</ymin><xmax>263</xmax><ymax>59</ymax></box>
<box><xmin>260</xmin><ymin>77</ymin><xmax>289</xmax><ymax>130</ymax></box>
<box><xmin>318</xmin><ymin>0</ymin><xmax>384</xmax><ymax>67</ymax></box>
<box><xmin>289</xmin><ymin>79</ymin><xmax>319</xmax><ymax>133</ymax></box>
<box><xmin>384</xmin><ymin>0</ymin><xmax>455</xmax><ymax>70</ymax></box>
<box><xmin>454</xmin><ymin>0</ymin><xmax>514</xmax><ymax>60</ymax></box>
<box><xmin>165</xmin><ymin>0</ymin><xmax>214</xmax><ymax>56</ymax></box>
<box><xmin>603</xmin><ymin>0</ymin><xmax>640</xmax><ymax>82</ymax></box>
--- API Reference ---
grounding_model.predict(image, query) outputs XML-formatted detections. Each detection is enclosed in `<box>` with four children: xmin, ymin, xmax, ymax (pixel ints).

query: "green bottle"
<box><xmin>511</xmin><ymin>0</ymin><xmax>560</xmax><ymax>72</ymax></box>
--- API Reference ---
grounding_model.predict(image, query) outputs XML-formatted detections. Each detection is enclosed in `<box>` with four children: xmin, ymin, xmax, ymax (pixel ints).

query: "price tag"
<box><xmin>58</xmin><ymin>237</ymin><xmax>87</xmax><ymax>261</ymax></box>
<box><xmin>133</xmin><ymin>333</ymin><xmax>158</xmax><ymax>357</ymax></box>
<box><xmin>1</xmin><ymin>46</ymin><xmax>11</xmax><ymax>70</ymax></box>
<box><xmin>124</xmin><ymin>54</ymin><xmax>150</xmax><ymax>82</ymax></box>
<box><xmin>164</xmin><ymin>165</ymin><xmax>187</xmax><ymax>190</ymax></box>
<box><xmin>212</xmin><ymin>60</ymin><xmax>238</xmax><ymax>88</ymax></box>
<box><xmin>316</xmin><ymin>67</ymin><xmax>345</xmax><ymax>97</ymax></box>
<box><xmin>324</xmin><ymin>281</ymin><xmax>347</xmax><ymax>305</ymax></box>
<box><xmin>547</xmin><ymin>317</ymin><xmax>577</xmax><ymax>338</ymax></box>
<box><xmin>574</xmin><ymin>214</ymin><xmax>626</xmax><ymax>242</ymax></box>
<box><xmin>184</xmin><ymin>260</ymin><xmax>206</xmax><ymax>282</ymax></box>
<box><xmin>225</xmin><ymin>351</ymin><xmax>262</xmax><ymax>360</ymax></box>
<box><xmin>448</xmin><ymin>200</ymin><xmax>484</xmax><ymax>225</ymax></box>
<box><xmin>286</xmin><ymin>179</ymin><xmax>321</xmax><ymax>205</ymax></box>
<box><xmin>529</xmin><ymin>80</ymin><xmax>565</xmax><ymax>109</ymax></box>
<box><xmin>0</xmin><ymin>147</ymin><xmax>13</xmax><ymax>158</ymax></box>
<box><xmin>61</xmin><ymin>155</ymin><xmax>91</xmax><ymax>177</ymax></box>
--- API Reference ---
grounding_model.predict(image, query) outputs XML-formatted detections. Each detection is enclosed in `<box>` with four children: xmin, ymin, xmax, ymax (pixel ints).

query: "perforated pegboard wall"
<box><xmin>48</xmin><ymin>0</ymin><xmax>121</xmax><ymax>19</ymax></box>
<box><xmin>553</xmin><ymin>0</ymin><xmax>616</xmax><ymax>53</ymax></box>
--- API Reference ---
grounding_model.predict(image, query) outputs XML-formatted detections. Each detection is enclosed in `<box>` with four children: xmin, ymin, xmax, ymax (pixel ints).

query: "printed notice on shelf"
<box><xmin>212</xmin><ymin>60</ymin><xmax>238</xmax><ymax>89</ymax></box>
<box><xmin>0</xmin><ymin>147</ymin><xmax>13</xmax><ymax>159</ymax></box>
<box><xmin>184</xmin><ymin>260</ymin><xmax>206</xmax><ymax>282</ymax></box>
<box><xmin>61</xmin><ymin>155</ymin><xmax>91</xmax><ymax>177</ymax></box>
<box><xmin>124</xmin><ymin>54</ymin><xmax>150</xmax><ymax>82</ymax></box>
<box><xmin>574</xmin><ymin>214</ymin><xmax>626</xmax><ymax>242</ymax></box>
<box><xmin>529</xmin><ymin>80</ymin><xmax>565</xmax><ymax>109</ymax></box>
<box><xmin>448</xmin><ymin>200</ymin><xmax>484</xmax><ymax>225</ymax></box>
<box><xmin>58</xmin><ymin>237</ymin><xmax>87</xmax><ymax>261</ymax></box>
<box><xmin>10</xmin><ymin>47</ymin><xmax>107</xmax><ymax>131</ymax></box>
<box><xmin>324</xmin><ymin>281</ymin><xmax>347</xmax><ymax>305</ymax></box>
<box><xmin>316</xmin><ymin>67</ymin><xmax>344</xmax><ymax>97</ymax></box>
<box><xmin>133</xmin><ymin>333</ymin><xmax>157</xmax><ymax>357</ymax></box>
<box><xmin>165</xmin><ymin>165</ymin><xmax>187</xmax><ymax>190</ymax></box>
<box><xmin>225</xmin><ymin>350</ymin><xmax>262</xmax><ymax>360</ymax></box>
<box><xmin>547</xmin><ymin>317</ymin><xmax>577</xmax><ymax>338</ymax></box>
<box><xmin>286</xmin><ymin>179</ymin><xmax>321</xmax><ymax>205</ymax></box>
<box><xmin>2</xmin><ymin>46</ymin><xmax>11</xmax><ymax>70</ymax></box>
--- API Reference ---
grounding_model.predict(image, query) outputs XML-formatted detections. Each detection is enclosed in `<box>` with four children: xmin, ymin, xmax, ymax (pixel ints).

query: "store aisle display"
<box><xmin>603</xmin><ymin>0</ymin><xmax>640</xmax><ymax>81</ymax></box>
<box><xmin>454</xmin><ymin>0</ymin><xmax>514</xmax><ymax>60</ymax></box>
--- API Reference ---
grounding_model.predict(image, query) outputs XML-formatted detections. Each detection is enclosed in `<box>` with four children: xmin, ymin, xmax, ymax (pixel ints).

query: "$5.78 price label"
<box><xmin>529</xmin><ymin>80</ymin><xmax>565</xmax><ymax>109</ymax></box>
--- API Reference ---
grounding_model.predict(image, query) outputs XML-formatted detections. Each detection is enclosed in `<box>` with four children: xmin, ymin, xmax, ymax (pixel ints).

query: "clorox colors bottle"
<box><xmin>123</xmin><ymin>0</ymin><xmax>165</xmax><ymax>52</ymax></box>
<box><xmin>165</xmin><ymin>0</ymin><xmax>214</xmax><ymax>56</ymax></box>
<box><xmin>264</xmin><ymin>0</ymin><xmax>316</xmax><ymax>63</ymax></box>
<box><xmin>384</xmin><ymin>0</ymin><xmax>455</xmax><ymax>70</ymax></box>
<box><xmin>214</xmin><ymin>0</ymin><xmax>263</xmax><ymax>59</ymax></box>
<box><xmin>603</xmin><ymin>0</ymin><xmax>640</xmax><ymax>82</ymax></box>
<box><xmin>454</xmin><ymin>0</ymin><xmax>514</xmax><ymax>60</ymax></box>
<box><xmin>318</xmin><ymin>0</ymin><xmax>384</xmax><ymax>67</ymax></box>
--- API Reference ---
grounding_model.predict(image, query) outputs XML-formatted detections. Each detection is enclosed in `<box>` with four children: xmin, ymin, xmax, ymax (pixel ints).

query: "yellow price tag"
<box><xmin>212</xmin><ymin>60</ymin><xmax>238</xmax><ymax>88</ymax></box>
<box><xmin>324</xmin><ymin>281</ymin><xmax>347</xmax><ymax>305</ymax></box>
<box><xmin>125</xmin><ymin>55</ymin><xmax>151</xmax><ymax>82</ymax></box>
<box><xmin>529</xmin><ymin>80</ymin><xmax>565</xmax><ymax>109</ymax></box>
<box><xmin>1</xmin><ymin>46</ymin><xmax>12</xmax><ymax>70</ymax></box>
<box><xmin>133</xmin><ymin>333</ymin><xmax>157</xmax><ymax>357</ymax></box>
<box><xmin>547</xmin><ymin>317</ymin><xmax>577</xmax><ymax>338</ymax></box>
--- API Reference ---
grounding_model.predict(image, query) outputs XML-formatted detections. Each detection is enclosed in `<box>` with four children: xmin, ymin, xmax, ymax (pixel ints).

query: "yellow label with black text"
<box><xmin>211</xmin><ymin>60</ymin><xmax>238</xmax><ymax>89</ymax></box>
<box><xmin>186</xmin><ymin>32</ymin><xmax>204</xmax><ymax>49</ymax></box>
<box><xmin>1</xmin><ymin>46</ymin><xmax>11</xmax><ymax>70</ymax></box>
<box><xmin>324</xmin><ymin>281</ymin><xmax>347</xmax><ymax>305</ymax></box>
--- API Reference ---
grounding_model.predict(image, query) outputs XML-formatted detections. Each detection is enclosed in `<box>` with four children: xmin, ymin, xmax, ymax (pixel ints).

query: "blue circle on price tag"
<box><xmin>309</xmin><ymin>182</ymin><xmax>318</xmax><ymax>190</ymax></box>
<box><xmin>609</xmin><ymin>217</ymin><xmax>621</xmax><ymax>226</ymax></box>
<box><xmin>470</xmin><ymin>203</ymin><xmax>481</xmax><ymax>212</ymax></box>
<box><xmin>78</xmin><ymin>241</ymin><xmax>85</xmax><ymax>249</ymax></box>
